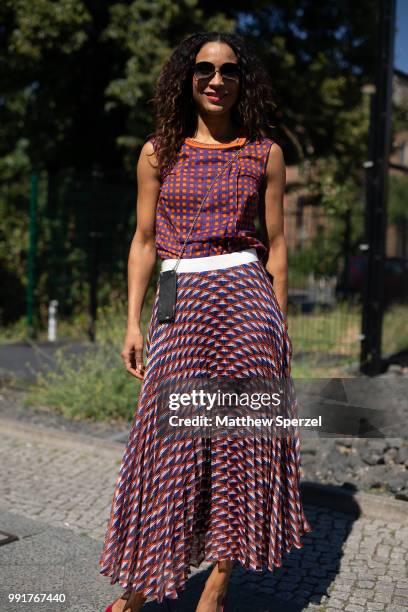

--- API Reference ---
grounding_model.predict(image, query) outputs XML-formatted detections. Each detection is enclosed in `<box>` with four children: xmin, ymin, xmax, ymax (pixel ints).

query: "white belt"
<box><xmin>160</xmin><ymin>248</ymin><xmax>259</xmax><ymax>273</ymax></box>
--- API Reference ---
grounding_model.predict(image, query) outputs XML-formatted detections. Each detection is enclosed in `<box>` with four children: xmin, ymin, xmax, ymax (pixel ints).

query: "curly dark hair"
<box><xmin>146</xmin><ymin>31</ymin><xmax>279</xmax><ymax>180</ymax></box>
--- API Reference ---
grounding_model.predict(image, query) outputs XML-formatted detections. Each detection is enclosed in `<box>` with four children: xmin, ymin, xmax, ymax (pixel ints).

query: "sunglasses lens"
<box><xmin>193</xmin><ymin>62</ymin><xmax>214</xmax><ymax>79</ymax></box>
<box><xmin>221</xmin><ymin>63</ymin><xmax>241</xmax><ymax>80</ymax></box>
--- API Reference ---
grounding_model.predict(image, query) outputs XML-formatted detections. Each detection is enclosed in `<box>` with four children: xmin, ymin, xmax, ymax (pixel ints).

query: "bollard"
<box><xmin>48</xmin><ymin>299</ymin><xmax>59</xmax><ymax>342</ymax></box>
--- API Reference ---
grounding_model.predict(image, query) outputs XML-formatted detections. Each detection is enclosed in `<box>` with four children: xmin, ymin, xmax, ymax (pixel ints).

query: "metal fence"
<box><xmin>282</xmin><ymin>205</ymin><xmax>407</xmax><ymax>372</ymax></box>
<box><xmin>25</xmin><ymin>169</ymin><xmax>407</xmax><ymax>370</ymax></box>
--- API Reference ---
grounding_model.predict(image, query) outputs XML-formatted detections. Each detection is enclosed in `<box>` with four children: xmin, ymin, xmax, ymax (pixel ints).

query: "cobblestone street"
<box><xmin>0</xmin><ymin>425</ymin><xmax>407</xmax><ymax>612</ymax></box>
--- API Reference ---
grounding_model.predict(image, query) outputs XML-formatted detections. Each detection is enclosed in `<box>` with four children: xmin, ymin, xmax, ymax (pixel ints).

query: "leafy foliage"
<box><xmin>1</xmin><ymin>0</ymin><xmax>390</xmax><ymax>331</ymax></box>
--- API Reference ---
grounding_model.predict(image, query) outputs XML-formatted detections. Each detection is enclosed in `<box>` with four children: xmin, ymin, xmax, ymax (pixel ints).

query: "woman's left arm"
<box><xmin>261</xmin><ymin>142</ymin><xmax>288</xmax><ymax>321</ymax></box>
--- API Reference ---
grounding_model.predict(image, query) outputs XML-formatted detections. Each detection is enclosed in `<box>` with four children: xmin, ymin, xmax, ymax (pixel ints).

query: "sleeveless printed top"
<box><xmin>150</xmin><ymin>135</ymin><xmax>274</xmax><ymax>262</ymax></box>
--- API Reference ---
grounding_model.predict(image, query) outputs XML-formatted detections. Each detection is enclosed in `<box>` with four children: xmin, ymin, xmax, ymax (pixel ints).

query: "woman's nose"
<box><xmin>209</xmin><ymin>70</ymin><xmax>224</xmax><ymax>85</ymax></box>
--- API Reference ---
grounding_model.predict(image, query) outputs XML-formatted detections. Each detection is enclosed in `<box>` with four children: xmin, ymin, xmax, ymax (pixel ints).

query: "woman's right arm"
<box><xmin>121</xmin><ymin>140</ymin><xmax>161</xmax><ymax>380</ymax></box>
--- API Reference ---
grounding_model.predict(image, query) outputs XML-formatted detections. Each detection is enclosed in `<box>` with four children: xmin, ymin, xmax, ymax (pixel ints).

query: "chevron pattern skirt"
<box><xmin>98</xmin><ymin>258</ymin><xmax>313</xmax><ymax>604</ymax></box>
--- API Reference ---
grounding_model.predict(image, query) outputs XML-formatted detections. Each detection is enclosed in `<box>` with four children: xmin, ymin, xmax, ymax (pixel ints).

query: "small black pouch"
<box><xmin>157</xmin><ymin>269</ymin><xmax>177</xmax><ymax>323</ymax></box>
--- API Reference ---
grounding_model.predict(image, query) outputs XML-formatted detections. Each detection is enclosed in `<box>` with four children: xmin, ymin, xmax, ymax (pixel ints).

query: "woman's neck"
<box><xmin>190</xmin><ymin>118</ymin><xmax>244</xmax><ymax>143</ymax></box>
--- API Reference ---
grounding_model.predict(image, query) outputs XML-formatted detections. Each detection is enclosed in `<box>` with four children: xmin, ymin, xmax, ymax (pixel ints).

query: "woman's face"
<box><xmin>191</xmin><ymin>42</ymin><xmax>240</xmax><ymax>117</ymax></box>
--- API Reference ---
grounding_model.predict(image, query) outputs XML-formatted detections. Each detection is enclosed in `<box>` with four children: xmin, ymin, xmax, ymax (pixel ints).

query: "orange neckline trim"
<box><xmin>184</xmin><ymin>136</ymin><xmax>247</xmax><ymax>149</ymax></box>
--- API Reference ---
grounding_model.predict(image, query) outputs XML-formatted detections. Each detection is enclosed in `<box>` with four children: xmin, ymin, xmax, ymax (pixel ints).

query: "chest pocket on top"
<box><xmin>237</xmin><ymin>161</ymin><xmax>262</xmax><ymax>197</ymax></box>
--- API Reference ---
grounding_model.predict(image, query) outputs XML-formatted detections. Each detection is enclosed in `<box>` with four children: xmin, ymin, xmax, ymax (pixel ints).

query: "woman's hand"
<box><xmin>121</xmin><ymin>325</ymin><xmax>146</xmax><ymax>380</ymax></box>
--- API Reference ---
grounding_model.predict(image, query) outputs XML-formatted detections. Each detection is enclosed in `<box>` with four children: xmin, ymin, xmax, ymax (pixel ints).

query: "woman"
<box><xmin>99</xmin><ymin>31</ymin><xmax>313</xmax><ymax>612</ymax></box>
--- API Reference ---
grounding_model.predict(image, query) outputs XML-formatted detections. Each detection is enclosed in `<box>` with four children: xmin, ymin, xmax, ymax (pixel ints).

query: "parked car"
<box><xmin>344</xmin><ymin>255</ymin><xmax>408</xmax><ymax>303</ymax></box>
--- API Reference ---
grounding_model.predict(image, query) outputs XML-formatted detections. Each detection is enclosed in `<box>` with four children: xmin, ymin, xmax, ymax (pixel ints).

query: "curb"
<box><xmin>0</xmin><ymin>416</ymin><xmax>125</xmax><ymax>455</ymax></box>
<box><xmin>1</xmin><ymin>416</ymin><xmax>407</xmax><ymax>525</ymax></box>
<box><xmin>300</xmin><ymin>481</ymin><xmax>408</xmax><ymax>524</ymax></box>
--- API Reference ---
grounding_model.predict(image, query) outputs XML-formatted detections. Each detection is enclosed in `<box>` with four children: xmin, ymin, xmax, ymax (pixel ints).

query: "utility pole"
<box><xmin>361</xmin><ymin>0</ymin><xmax>396</xmax><ymax>375</ymax></box>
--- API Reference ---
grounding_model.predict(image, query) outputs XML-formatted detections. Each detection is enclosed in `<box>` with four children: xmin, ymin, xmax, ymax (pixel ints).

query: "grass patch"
<box><xmin>25</xmin><ymin>342</ymin><xmax>140</xmax><ymax>421</ymax></box>
<box><xmin>288</xmin><ymin>301</ymin><xmax>361</xmax><ymax>357</ymax></box>
<box><xmin>382</xmin><ymin>302</ymin><xmax>408</xmax><ymax>356</ymax></box>
<box><xmin>24</xmin><ymin>291</ymin><xmax>155</xmax><ymax>422</ymax></box>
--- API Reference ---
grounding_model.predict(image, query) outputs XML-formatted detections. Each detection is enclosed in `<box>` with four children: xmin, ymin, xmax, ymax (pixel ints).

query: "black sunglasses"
<box><xmin>193</xmin><ymin>61</ymin><xmax>241</xmax><ymax>82</ymax></box>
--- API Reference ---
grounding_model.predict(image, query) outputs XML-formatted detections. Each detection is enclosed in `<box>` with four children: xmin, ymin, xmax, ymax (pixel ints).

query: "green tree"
<box><xmin>0</xmin><ymin>0</ymin><xmax>383</xmax><ymax>330</ymax></box>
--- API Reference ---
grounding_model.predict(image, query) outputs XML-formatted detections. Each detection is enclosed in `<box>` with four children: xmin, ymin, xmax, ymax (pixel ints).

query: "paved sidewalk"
<box><xmin>0</xmin><ymin>426</ymin><xmax>407</xmax><ymax>611</ymax></box>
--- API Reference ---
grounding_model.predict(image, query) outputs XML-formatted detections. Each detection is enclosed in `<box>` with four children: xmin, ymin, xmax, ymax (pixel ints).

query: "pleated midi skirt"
<box><xmin>98</xmin><ymin>257</ymin><xmax>313</xmax><ymax>603</ymax></box>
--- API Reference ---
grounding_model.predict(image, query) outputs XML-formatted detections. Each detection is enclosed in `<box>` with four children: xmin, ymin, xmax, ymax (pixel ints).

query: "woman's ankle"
<box><xmin>121</xmin><ymin>590</ymin><xmax>146</xmax><ymax>612</ymax></box>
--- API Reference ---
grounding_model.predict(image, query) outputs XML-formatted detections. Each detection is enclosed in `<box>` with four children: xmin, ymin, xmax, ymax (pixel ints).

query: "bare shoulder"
<box><xmin>137</xmin><ymin>139</ymin><xmax>160</xmax><ymax>181</ymax></box>
<box><xmin>265</xmin><ymin>141</ymin><xmax>285</xmax><ymax>181</ymax></box>
<box><xmin>266</xmin><ymin>141</ymin><xmax>285</xmax><ymax>166</ymax></box>
<box><xmin>139</xmin><ymin>139</ymin><xmax>158</xmax><ymax>168</ymax></box>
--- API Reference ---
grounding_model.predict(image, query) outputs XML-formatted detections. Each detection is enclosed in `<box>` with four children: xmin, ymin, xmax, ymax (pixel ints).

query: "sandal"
<box><xmin>104</xmin><ymin>595</ymin><xmax>127</xmax><ymax>612</ymax></box>
<box><xmin>104</xmin><ymin>588</ymin><xmax>133</xmax><ymax>612</ymax></box>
